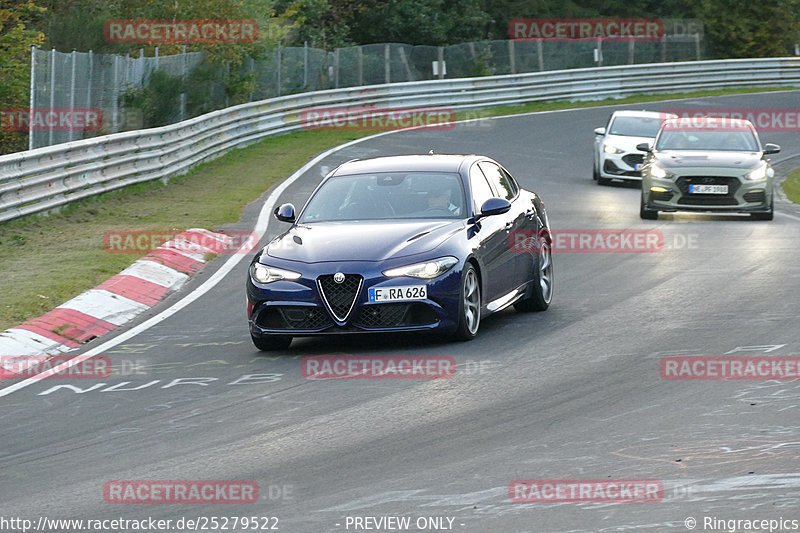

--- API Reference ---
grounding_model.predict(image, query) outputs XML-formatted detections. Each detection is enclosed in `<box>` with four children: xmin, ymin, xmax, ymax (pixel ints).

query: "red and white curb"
<box><xmin>0</xmin><ymin>229</ymin><xmax>232</xmax><ymax>361</ymax></box>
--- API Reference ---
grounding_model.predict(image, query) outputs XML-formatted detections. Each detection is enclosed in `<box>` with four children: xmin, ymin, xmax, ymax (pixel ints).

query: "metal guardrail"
<box><xmin>2</xmin><ymin>57</ymin><xmax>799</xmax><ymax>222</ymax></box>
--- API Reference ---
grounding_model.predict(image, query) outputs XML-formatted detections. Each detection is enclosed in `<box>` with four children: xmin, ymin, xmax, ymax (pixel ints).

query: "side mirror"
<box><xmin>594</xmin><ymin>127</ymin><xmax>606</xmax><ymax>135</ymax></box>
<box><xmin>476</xmin><ymin>197</ymin><xmax>511</xmax><ymax>220</ymax></box>
<box><xmin>636</xmin><ymin>142</ymin><xmax>652</xmax><ymax>152</ymax></box>
<box><xmin>763</xmin><ymin>143</ymin><xmax>780</xmax><ymax>155</ymax></box>
<box><xmin>274</xmin><ymin>203</ymin><xmax>296</xmax><ymax>223</ymax></box>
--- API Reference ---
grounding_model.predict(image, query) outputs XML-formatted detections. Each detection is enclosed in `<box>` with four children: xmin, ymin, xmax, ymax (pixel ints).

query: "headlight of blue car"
<box><xmin>383</xmin><ymin>256</ymin><xmax>459</xmax><ymax>279</ymax></box>
<box><xmin>250</xmin><ymin>263</ymin><xmax>302</xmax><ymax>284</ymax></box>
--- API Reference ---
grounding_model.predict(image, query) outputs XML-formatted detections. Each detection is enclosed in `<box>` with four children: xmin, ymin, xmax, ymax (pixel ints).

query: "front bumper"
<box><xmin>246</xmin><ymin>260</ymin><xmax>463</xmax><ymax>337</ymax></box>
<box><xmin>643</xmin><ymin>174</ymin><xmax>772</xmax><ymax>213</ymax></box>
<box><xmin>600</xmin><ymin>152</ymin><xmax>645</xmax><ymax>180</ymax></box>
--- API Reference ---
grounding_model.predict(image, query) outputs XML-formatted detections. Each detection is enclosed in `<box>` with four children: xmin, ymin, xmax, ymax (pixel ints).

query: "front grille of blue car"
<box><xmin>258</xmin><ymin>306</ymin><xmax>333</xmax><ymax>330</ymax></box>
<box><xmin>317</xmin><ymin>274</ymin><xmax>363</xmax><ymax>322</ymax></box>
<box><xmin>354</xmin><ymin>303</ymin><xmax>438</xmax><ymax>328</ymax></box>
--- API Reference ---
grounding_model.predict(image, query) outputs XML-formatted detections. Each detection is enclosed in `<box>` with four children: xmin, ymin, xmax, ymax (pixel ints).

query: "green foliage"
<box><xmin>693</xmin><ymin>0</ymin><xmax>800</xmax><ymax>58</ymax></box>
<box><xmin>0</xmin><ymin>0</ymin><xmax>46</xmax><ymax>154</ymax></box>
<box><xmin>120</xmin><ymin>70</ymin><xmax>183</xmax><ymax>127</ymax></box>
<box><xmin>120</xmin><ymin>58</ymin><xmax>258</xmax><ymax>128</ymax></box>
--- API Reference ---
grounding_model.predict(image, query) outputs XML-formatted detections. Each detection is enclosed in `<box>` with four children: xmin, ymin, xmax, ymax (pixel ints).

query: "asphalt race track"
<box><xmin>3</xmin><ymin>91</ymin><xmax>800</xmax><ymax>533</ymax></box>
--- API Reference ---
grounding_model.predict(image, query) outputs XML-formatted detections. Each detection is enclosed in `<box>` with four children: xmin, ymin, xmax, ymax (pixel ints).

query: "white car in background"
<box><xmin>593</xmin><ymin>110</ymin><xmax>677</xmax><ymax>185</ymax></box>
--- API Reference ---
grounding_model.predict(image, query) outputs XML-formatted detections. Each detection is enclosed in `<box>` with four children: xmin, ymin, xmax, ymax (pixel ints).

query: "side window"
<box><xmin>499</xmin><ymin>167</ymin><xmax>519</xmax><ymax>197</ymax></box>
<box><xmin>469</xmin><ymin>164</ymin><xmax>494</xmax><ymax>214</ymax></box>
<box><xmin>478</xmin><ymin>162</ymin><xmax>516</xmax><ymax>201</ymax></box>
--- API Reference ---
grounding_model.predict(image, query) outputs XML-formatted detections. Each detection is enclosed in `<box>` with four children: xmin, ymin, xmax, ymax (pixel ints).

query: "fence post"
<box><xmin>248</xmin><ymin>56</ymin><xmax>255</xmax><ymax>101</ymax></box>
<box><xmin>86</xmin><ymin>50</ymin><xmax>93</xmax><ymax>128</ymax></box>
<box><xmin>303</xmin><ymin>41</ymin><xmax>309</xmax><ymax>89</ymax></box>
<box><xmin>334</xmin><ymin>48</ymin><xmax>340</xmax><ymax>88</ymax></box>
<box><xmin>628</xmin><ymin>40</ymin><xmax>635</xmax><ymax>64</ymax></box>
<box><xmin>437</xmin><ymin>46</ymin><xmax>444</xmax><ymax>80</ymax></box>
<box><xmin>596</xmin><ymin>38</ymin><xmax>603</xmax><ymax>67</ymax></box>
<box><xmin>508</xmin><ymin>39</ymin><xmax>516</xmax><ymax>74</ymax></box>
<box><xmin>537</xmin><ymin>39</ymin><xmax>544</xmax><ymax>71</ymax></box>
<box><xmin>277</xmin><ymin>41</ymin><xmax>282</xmax><ymax>96</ymax></box>
<box><xmin>180</xmin><ymin>45</ymin><xmax>187</xmax><ymax>122</ymax></box>
<box><xmin>398</xmin><ymin>47</ymin><xmax>412</xmax><ymax>80</ymax></box>
<box><xmin>28</xmin><ymin>45</ymin><xmax>36</xmax><ymax>150</ymax></box>
<box><xmin>660</xmin><ymin>36</ymin><xmax>667</xmax><ymax>62</ymax></box>
<box><xmin>357</xmin><ymin>46</ymin><xmax>363</xmax><ymax>85</ymax></box>
<box><xmin>695</xmin><ymin>33</ymin><xmax>701</xmax><ymax>60</ymax></box>
<box><xmin>49</xmin><ymin>48</ymin><xmax>55</xmax><ymax>147</ymax></box>
<box><xmin>384</xmin><ymin>44</ymin><xmax>390</xmax><ymax>84</ymax></box>
<box><xmin>112</xmin><ymin>54</ymin><xmax>119</xmax><ymax>133</ymax></box>
<box><xmin>69</xmin><ymin>50</ymin><xmax>77</xmax><ymax>142</ymax></box>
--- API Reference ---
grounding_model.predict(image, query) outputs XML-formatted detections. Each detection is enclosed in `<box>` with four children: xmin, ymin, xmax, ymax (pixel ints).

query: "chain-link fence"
<box><xmin>26</xmin><ymin>35</ymin><xmax>704</xmax><ymax>149</ymax></box>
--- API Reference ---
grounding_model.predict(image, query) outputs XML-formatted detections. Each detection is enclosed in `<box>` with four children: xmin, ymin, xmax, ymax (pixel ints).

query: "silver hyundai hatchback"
<box><xmin>638</xmin><ymin>117</ymin><xmax>780</xmax><ymax>220</ymax></box>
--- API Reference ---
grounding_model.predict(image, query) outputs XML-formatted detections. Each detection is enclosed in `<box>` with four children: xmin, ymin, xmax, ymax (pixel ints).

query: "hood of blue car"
<box><xmin>264</xmin><ymin>220</ymin><xmax>463</xmax><ymax>263</ymax></box>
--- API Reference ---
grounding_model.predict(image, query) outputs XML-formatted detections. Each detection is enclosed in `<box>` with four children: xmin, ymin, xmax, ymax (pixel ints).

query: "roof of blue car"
<box><xmin>332</xmin><ymin>154</ymin><xmax>479</xmax><ymax>175</ymax></box>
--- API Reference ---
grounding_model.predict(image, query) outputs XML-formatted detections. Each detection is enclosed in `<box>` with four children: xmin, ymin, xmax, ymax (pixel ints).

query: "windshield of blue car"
<box><xmin>655</xmin><ymin>129</ymin><xmax>760</xmax><ymax>151</ymax></box>
<box><xmin>608</xmin><ymin>117</ymin><xmax>663</xmax><ymax>137</ymax></box>
<box><xmin>299</xmin><ymin>171</ymin><xmax>467</xmax><ymax>222</ymax></box>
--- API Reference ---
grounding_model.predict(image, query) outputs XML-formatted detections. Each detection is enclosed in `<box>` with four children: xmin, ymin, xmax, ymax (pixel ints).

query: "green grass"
<box><xmin>782</xmin><ymin>169</ymin><xmax>800</xmax><ymax>204</ymax></box>
<box><xmin>1</xmin><ymin>85</ymin><xmax>799</xmax><ymax>332</ymax></box>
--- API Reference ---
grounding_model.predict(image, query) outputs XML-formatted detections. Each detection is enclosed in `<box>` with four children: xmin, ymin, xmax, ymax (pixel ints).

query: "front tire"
<box><xmin>453</xmin><ymin>264</ymin><xmax>481</xmax><ymax>341</ymax></box>
<box><xmin>251</xmin><ymin>334</ymin><xmax>292</xmax><ymax>351</ymax></box>
<box><xmin>751</xmin><ymin>194</ymin><xmax>774</xmax><ymax>220</ymax></box>
<box><xmin>515</xmin><ymin>232</ymin><xmax>553</xmax><ymax>312</ymax></box>
<box><xmin>640</xmin><ymin>193</ymin><xmax>658</xmax><ymax>220</ymax></box>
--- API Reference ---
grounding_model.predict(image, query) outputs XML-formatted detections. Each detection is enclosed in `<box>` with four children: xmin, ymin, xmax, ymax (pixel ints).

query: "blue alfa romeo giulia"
<box><xmin>246</xmin><ymin>154</ymin><xmax>553</xmax><ymax>350</ymax></box>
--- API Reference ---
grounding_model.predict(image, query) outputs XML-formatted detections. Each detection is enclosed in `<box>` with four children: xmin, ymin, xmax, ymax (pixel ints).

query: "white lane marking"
<box><xmin>3</xmin><ymin>92</ymin><xmax>800</xmax><ymax>395</ymax></box>
<box><xmin>117</xmin><ymin>260</ymin><xmax>189</xmax><ymax>289</ymax></box>
<box><xmin>0</xmin><ymin>328</ymin><xmax>74</xmax><ymax>356</ymax></box>
<box><xmin>57</xmin><ymin>289</ymin><xmax>150</xmax><ymax>326</ymax></box>
<box><xmin>777</xmin><ymin>210</ymin><xmax>800</xmax><ymax>222</ymax></box>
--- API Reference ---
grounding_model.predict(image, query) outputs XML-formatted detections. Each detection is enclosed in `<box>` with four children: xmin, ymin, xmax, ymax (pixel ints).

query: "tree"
<box><xmin>0</xmin><ymin>0</ymin><xmax>46</xmax><ymax>154</ymax></box>
<box><xmin>694</xmin><ymin>0</ymin><xmax>800</xmax><ymax>58</ymax></box>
